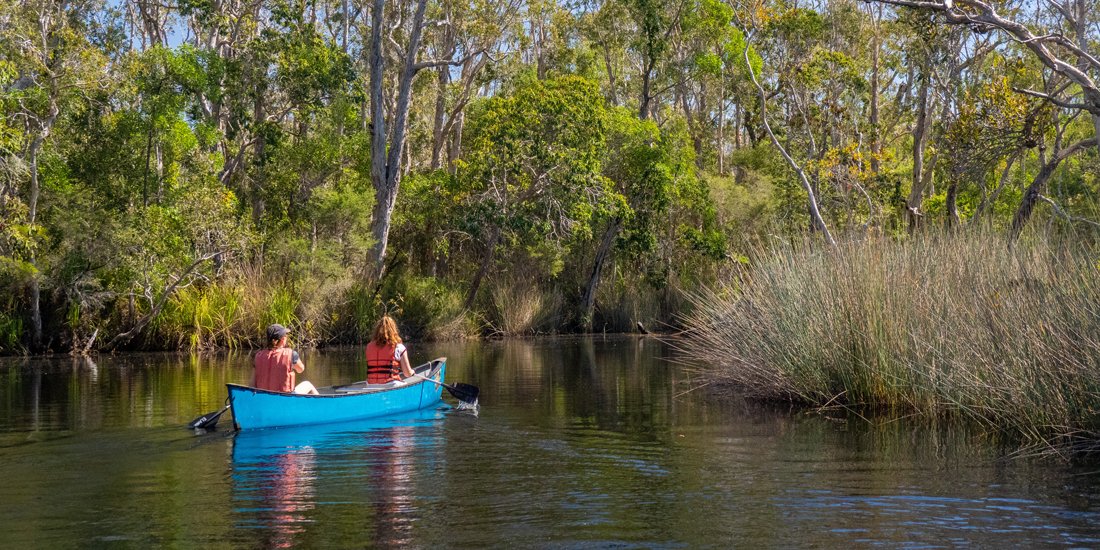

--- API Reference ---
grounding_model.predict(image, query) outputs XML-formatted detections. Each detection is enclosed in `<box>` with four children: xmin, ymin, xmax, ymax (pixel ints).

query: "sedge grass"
<box><xmin>155</xmin><ymin>284</ymin><xmax>248</xmax><ymax>350</ymax></box>
<box><xmin>679</xmin><ymin>233</ymin><xmax>1100</xmax><ymax>451</ymax></box>
<box><xmin>153</xmin><ymin>273</ymin><xmax>301</xmax><ymax>350</ymax></box>
<box><xmin>0</xmin><ymin>311</ymin><xmax>23</xmax><ymax>353</ymax></box>
<box><xmin>392</xmin><ymin>276</ymin><xmax>478</xmax><ymax>341</ymax></box>
<box><xmin>487</xmin><ymin>278</ymin><xmax>561</xmax><ymax>336</ymax></box>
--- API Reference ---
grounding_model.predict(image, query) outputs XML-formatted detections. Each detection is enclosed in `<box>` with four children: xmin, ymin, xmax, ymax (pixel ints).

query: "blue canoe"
<box><xmin>228</xmin><ymin>357</ymin><xmax>447</xmax><ymax>430</ymax></box>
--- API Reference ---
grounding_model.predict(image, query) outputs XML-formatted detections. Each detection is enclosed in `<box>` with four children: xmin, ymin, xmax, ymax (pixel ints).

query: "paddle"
<box><xmin>187</xmin><ymin>404</ymin><xmax>231</xmax><ymax>430</ymax></box>
<box><xmin>414</xmin><ymin>373</ymin><xmax>480</xmax><ymax>405</ymax></box>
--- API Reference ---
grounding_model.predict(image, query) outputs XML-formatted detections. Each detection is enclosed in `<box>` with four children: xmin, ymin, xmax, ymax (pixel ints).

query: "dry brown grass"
<box><xmin>487</xmin><ymin>278</ymin><xmax>561</xmax><ymax>336</ymax></box>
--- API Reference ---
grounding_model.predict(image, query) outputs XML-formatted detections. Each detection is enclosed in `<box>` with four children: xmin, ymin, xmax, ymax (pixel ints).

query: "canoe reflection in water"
<box><xmin>230</xmin><ymin>407</ymin><xmax>447</xmax><ymax>546</ymax></box>
<box><xmin>368</xmin><ymin>425</ymin><xmax>417</xmax><ymax>546</ymax></box>
<box><xmin>232</xmin><ymin>430</ymin><xmax>321</xmax><ymax>548</ymax></box>
<box><xmin>255</xmin><ymin>446</ymin><xmax>316</xmax><ymax>548</ymax></box>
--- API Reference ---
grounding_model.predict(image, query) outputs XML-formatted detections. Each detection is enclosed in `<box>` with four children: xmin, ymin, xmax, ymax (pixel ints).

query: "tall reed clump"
<box><xmin>332</xmin><ymin>275</ymin><xmax>479</xmax><ymax>342</ymax></box>
<box><xmin>323</xmin><ymin>283</ymin><xmax>378</xmax><ymax>343</ymax></box>
<box><xmin>391</xmin><ymin>276</ymin><xmax>477</xmax><ymax>341</ymax></box>
<box><xmin>251</xmin><ymin>284</ymin><xmax>301</xmax><ymax>341</ymax></box>
<box><xmin>0</xmin><ymin>311</ymin><xmax>23</xmax><ymax>353</ymax></box>
<box><xmin>153</xmin><ymin>268</ymin><xmax>304</xmax><ymax>350</ymax></box>
<box><xmin>156</xmin><ymin>285</ymin><xmax>246</xmax><ymax>350</ymax></box>
<box><xmin>680</xmin><ymin>234</ymin><xmax>1100</xmax><ymax>450</ymax></box>
<box><xmin>487</xmin><ymin>278</ymin><xmax>561</xmax><ymax>336</ymax></box>
<box><xmin>594</xmin><ymin>276</ymin><xmax>661</xmax><ymax>332</ymax></box>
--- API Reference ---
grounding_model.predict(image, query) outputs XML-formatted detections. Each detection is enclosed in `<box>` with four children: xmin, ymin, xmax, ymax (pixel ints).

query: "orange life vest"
<box><xmin>365</xmin><ymin>342</ymin><xmax>401</xmax><ymax>383</ymax></box>
<box><xmin>254</xmin><ymin>348</ymin><xmax>295</xmax><ymax>392</ymax></box>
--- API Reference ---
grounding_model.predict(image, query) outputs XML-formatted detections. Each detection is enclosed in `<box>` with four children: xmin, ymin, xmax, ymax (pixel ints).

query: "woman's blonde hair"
<box><xmin>371</xmin><ymin>315</ymin><xmax>403</xmax><ymax>346</ymax></box>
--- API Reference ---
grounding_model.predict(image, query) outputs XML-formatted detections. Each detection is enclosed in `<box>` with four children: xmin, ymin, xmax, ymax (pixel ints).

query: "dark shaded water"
<box><xmin>2</xmin><ymin>336</ymin><xmax>1100</xmax><ymax>547</ymax></box>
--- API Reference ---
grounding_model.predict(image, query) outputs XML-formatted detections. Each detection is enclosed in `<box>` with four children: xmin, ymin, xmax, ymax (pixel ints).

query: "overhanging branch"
<box><xmin>1013</xmin><ymin>87</ymin><xmax>1090</xmax><ymax>110</ymax></box>
<box><xmin>867</xmin><ymin>0</ymin><xmax>1100</xmax><ymax>116</ymax></box>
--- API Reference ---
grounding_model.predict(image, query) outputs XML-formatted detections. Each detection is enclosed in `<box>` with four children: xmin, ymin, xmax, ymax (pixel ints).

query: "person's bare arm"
<box><xmin>400</xmin><ymin>351</ymin><xmax>414</xmax><ymax>378</ymax></box>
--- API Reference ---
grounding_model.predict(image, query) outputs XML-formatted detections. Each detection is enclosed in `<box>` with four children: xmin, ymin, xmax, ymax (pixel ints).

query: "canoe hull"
<box><xmin>228</xmin><ymin>358</ymin><xmax>447</xmax><ymax>430</ymax></box>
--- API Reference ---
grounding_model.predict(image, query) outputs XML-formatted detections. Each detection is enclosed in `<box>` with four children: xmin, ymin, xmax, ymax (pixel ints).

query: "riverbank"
<box><xmin>1</xmin><ymin>269</ymin><xmax>674</xmax><ymax>356</ymax></box>
<box><xmin>680</xmin><ymin>234</ymin><xmax>1100</xmax><ymax>452</ymax></box>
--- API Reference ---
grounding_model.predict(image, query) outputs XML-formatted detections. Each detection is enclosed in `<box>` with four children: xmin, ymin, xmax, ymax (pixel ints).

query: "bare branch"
<box><xmin>1013</xmin><ymin>86</ymin><xmax>1090</xmax><ymax>110</ymax></box>
<box><xmin>103</xmin><ymin>251</ymin><xmax>222</xmax><ymax>350</ymax></box>
<box><xmin>413</xmin><ymin>48</ymin><xmax>486</xmax><ymax>72</ymax></box>
<box><xmin>743</xmin><ymin>32</ymin><xmax>836</xmax><ymax>247</ymax></box>
<box><xmin>869</xmin><ymin>0</ymin><xmax>1100</xmax><ymax>116</ymax></box>
<box><xmin>1038</xmin><ymin>194</ymin><xmax>1100</xmax><ymax>230</ymax></box>
<box><xmin>1043</xmin><ymin>0</ymin><xmax>1076</xmax><ymax>26</ymax></box>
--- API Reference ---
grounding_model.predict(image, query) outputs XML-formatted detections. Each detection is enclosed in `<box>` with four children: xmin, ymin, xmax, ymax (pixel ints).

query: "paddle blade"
<box><xmin>187</xmin><ymin>405</ymin><xmax>229</xmax><ymax>430</ymax></box>
<box><xmin>446</xmin><ymin>383</ymin><xmax>480</xmax><ymax>404</ymax></box>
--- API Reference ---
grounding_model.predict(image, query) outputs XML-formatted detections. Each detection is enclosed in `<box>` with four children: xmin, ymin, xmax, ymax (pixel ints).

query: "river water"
<box><xmin>2</xmin><ymin>336</ymin><xmax>1099</xmax><ymax>547</ymax></box>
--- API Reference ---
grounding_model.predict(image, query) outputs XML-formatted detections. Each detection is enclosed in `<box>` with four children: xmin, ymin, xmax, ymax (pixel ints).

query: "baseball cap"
<box><xmin>266</xmin><ymin>324</ymin><xmax>289</xmax><ymax>341</ymax></box>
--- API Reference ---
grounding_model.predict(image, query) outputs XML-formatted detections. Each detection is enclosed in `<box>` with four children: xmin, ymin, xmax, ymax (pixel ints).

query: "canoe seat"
<box><xmin>316</xmin><ymin>359</ymin><xmax>443</xmax><ymax>396</ymax></box>
<box><xmin>325</xmin><ymin>380</ymin><xmax>410</xmax><ymax>395</ymax></box>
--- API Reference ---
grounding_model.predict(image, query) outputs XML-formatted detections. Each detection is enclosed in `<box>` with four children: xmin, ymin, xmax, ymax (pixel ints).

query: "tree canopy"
<box><xmin>2</xmin><ymin>0</ymin><xmax>1099</xmax><ymax>352</ymax></box>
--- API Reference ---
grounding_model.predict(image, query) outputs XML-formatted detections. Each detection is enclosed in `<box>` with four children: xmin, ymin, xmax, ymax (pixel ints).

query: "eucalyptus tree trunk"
<box><xmin>1009</xmin><ymin>138</ymin><xmax>1097</xmax><ymax>241</ymax></box>
<box><xmin>443</xmin><ymin>56</ymin><xmax>490</xmax><ymax>172</ymax></box>
<box><xmin>431</xmin><ymin>41</ymin><xmax>489</xmax><ymax>172</ymax></box>
<box><xmin>430</xmin><ymin>65</ymin><xmax>451</xmax><ymax>171</ymax></box>
<box><xmin>430</xmin><ymin>3</ymin><xmax>455</xmax><ymax>171</ymax></box>
<box><xmin>603</xmin><ymin>45</ymin><xmax>620</xmax><ymax>106</ymax></box>
<box><xmin>639</xmin><ymin>58</ymin><xmax>654</xmax><ymax>120</ymax></box>
<box><xmin>366</xmin><ymin>0</ymin><xmax>428</xmax><ymax>280</ymax></box>
<box><xmin>464</xmin><ymin>227</ymin><xmax>500</xmax><ymax>309</ymax></box>
<box><xmin>447</xmin><ymin>112</ymin><xmax>464</xmax><ymax>174</ymax></box>
<box><xmin>533</xmin><ymin>11</ymin><xmax>548</xmax><ymax>79</ymax></box>
<box><xmin>677</xmin><ymin>84</ymin><xmax>704</xmax><ymax>168</ymax></box>
<box><xmin>133</xmin><ymin>0</ymin><xmax>168</xmax><ymax>47</ymax></box>
<box><xmin>975</xmin><ymin>150</ymin><xmax>1020</xmax><ymax>221</ymax></box>
<box><xmin>868</xmin><ymin>5</ymin><xmax>882</xmax><ymax>175</ymax></box>
<box><xmin>1070</xmin><ymin>0</ymin><xmax>1100</xmax><ymax>159</ymax></box>
<box><xmin>945</xmin><ymin>181</ymin><xmax>960</xmax><ymax>229</ymax></box>
<box><xmin>24</xmin><ymin>89</ymin><xmax>59</xmax><ymax>350</ymax></box>
<box><xmin>581</xmin><ymin>218</ymin><xmax>622</xmax><ymax>331</ymax></box>
<box><xmin>906</xmin><ymin>71</ymin><xmax>931</xmax><ymax>232</ymax></box>
<box><xmin>717</xmin><ymin>90</ymin><xmax>726</xmax><ymax>176</ymax></box>
<box><xmin>342</xmin><ymin>0</ymin><xmax>350</xmax><ymax>52</ymax></box>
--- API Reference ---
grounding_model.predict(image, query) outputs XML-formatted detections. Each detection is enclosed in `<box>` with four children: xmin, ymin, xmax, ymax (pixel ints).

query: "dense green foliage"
<box><xmin>2</xmin><ymin>0</ymin><xmax>1099</xmax><ymax>353</ymax></box>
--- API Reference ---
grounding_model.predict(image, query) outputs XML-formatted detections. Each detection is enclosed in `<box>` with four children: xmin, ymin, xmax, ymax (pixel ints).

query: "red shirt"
<box><xmin>254</xmin><ymin>348</ymin><xmax>295</xmax><ymax>392</ymax></box>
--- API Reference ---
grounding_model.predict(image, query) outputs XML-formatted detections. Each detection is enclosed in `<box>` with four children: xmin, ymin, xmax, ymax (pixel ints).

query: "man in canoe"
<box><xmin>252</xmin><ymin>323</ymin><xmax>319</xmax><ymax>395</ymax></box>
<box><xmin>365</xmin><ymin>316</ymin><xmax>415</xmax><ymax>384</ymax></box>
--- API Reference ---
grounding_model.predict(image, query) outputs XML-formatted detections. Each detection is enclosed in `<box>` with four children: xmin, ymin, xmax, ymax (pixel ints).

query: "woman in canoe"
<box><xmin>252</xmin><ymin>323</ymin><xmax>319</xmax><ymax>395</ymax></box>
<box><xmin>365</xmin><ymin>315</ymin><xmax>415</xmax><ymax>384</ymax></box>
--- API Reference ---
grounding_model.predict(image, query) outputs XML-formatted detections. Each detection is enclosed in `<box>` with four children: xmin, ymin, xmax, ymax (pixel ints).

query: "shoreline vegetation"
<box><xmin>4</xmin><ymin>0</ymin><xmax>1100</xmax><ymax>450</ymax></box>
<box><xmin>679</xmin><ymin>234</ymin><xmax>1100</xmax><ymax>454</ymax></box>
